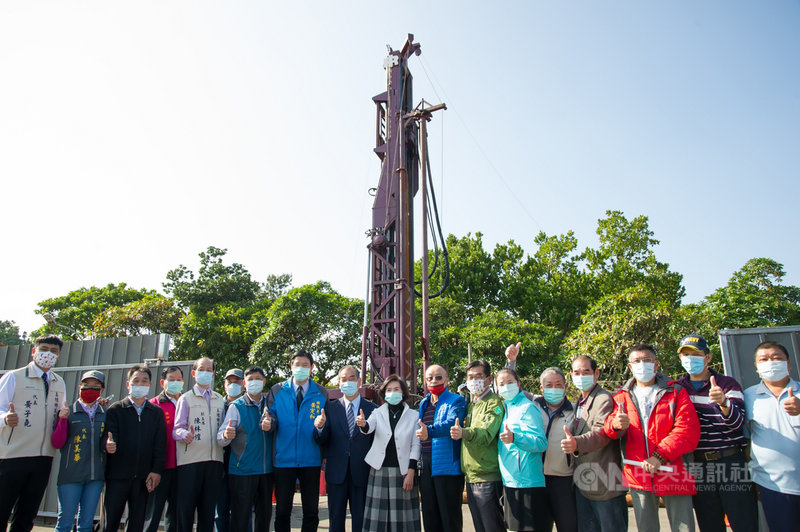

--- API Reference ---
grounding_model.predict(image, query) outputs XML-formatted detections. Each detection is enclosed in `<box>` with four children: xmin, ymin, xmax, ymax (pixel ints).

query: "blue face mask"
<box><xmin>543</xmin><ymin>388</ymin><xmax>565</xmax><ymax>405</ymax></box>
<box><xmin>681</xmin><ymin>355</ymin><xmax>706</xmax><ymax>376</ymax></box>
<box><xmin>339</xmin><ymin>381</ymin><xmax>358</xmax><ymax>397</ymax></box>
<box><xmin>245</xmin><ymin>380</ymin><xmax>263</xmax><ymax>396</ymax></box>
<box><xmin>630</xmin><ymin>362</ymin><xmax>656</xmax><ymax>382</ymax></box>
<box><xmin>226</xmin><ymin>383</ymin><xmax>242</xmax><ymax>397</ymax></box>
<box><xmin>497</xmin><ymin>383</ymin><xmax>519</xmax><ymax>401</ymax></box>
<box><xmin>130</xmin><ymin>385</ymin><xmax>149</xmax><ymax>399</ymax></box>
<box><xmin>195</xmin><ymin>371</ymin><xmax>213</xmax><ymax>386</ymax></box>
<box><xmin>165</xmin><ymin>380</ymin><xmax>183</xmax><ymax>395</ymax></box>
<box><xmin>292</xmin><ymin>366</ymin><xmax>310</xmax><ymax>382</ymax></box>
<box><xmin>572</xmin><ymin>374</ymin><xmax>595</xmax><ymax>391</ymax></box>
<box><xmin>384</xmin><ymin>391</ymin><xmax>403</xmax><ymax>405</ymax></box>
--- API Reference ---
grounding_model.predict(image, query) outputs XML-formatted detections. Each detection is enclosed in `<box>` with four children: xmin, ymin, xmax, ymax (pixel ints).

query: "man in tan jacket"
<box><xmin>560</xmin><ymin>355</ymin><xmax>628</xmax><ymax>532</ymax></box>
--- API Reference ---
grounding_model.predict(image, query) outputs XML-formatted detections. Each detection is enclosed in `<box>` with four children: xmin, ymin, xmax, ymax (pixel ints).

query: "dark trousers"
<box><xmin>757</xmin><ymin>484</ymin><xmax>800</xmax><ymax>532</ymax></box>
<box><xmin>144</xmin><ymin>468</ymin><xmax>177</xmax><ymax>532</ymax></box>
<box><xmin>691</xmin><ymin>453</ymin><xmax>758</xmax><ymax>532</ymax></box>
<box><xmin>466</xmin><ymin>481</ymin><xmax>505</xmax><ymax>532</ymax></box>
<box><xmin>216</xmin><ymin>471</ymin><xmax>231</xmax><ymax>532</ymax></box>
<box><xmin>327</xmin><ymin>468</ymin><xmax>367</xmax><ymax>532</ymax></box>
<box><xmin>102</xmin><ymin>478</ymin><xmax>150</xmax><ymax>532</ymax></box>
<box><xmin>176</xmin><ymin>461</ymin><xmax>223</xmax><ymax>532</ymax></box>
<box><xmin>419</xmin><ymin>460</ymin><xmax>465</xmax><ymax>532</ymax></box>
<box><xmin>273</xmin><ymin>466</ymin><xmax>320</xmax><ymax>532</ymax></box>
<box><xmin>544</xmin><ymin>475</ymin><xmax>578</xmax><ymax>532</ymax></box>
<box><xmin>575</xmin><ymin>490</ymin><xmax>628</xmax><ymax>532</ymax></box>
<box><xmin>0</xmin><ymin>456</ymin><xmax>53</xmax><ymax>532</ymax></box>
<box><xmin>229</xmin><ymin>473</ymin><xmax>274</xmax><ymax>532</ymax></box>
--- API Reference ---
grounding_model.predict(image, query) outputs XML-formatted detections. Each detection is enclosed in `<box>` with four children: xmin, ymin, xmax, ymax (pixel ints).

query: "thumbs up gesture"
<box><xmin>355</xmin><ymin>409</ymin><xmax>366</xmax><ymax>428</ymax></box>
<box><xmin>560</xmin><ymin>425</ymin><xmax>577</xmax><ymax>454</ymax></box>
<box><xmin>499</xmin><ymin>423</ymin><xmax>514</xmax><ymax>444</ymax></box>
<box><xmin>314</xmin><ymin>408</ymin><xmax>327</xmax><ymax>429</ymax></box>
<box><xmin>5</xmin><ymin>402</ymin><xmax>19</xmax><ymax>427</ymax></box>
<box><xmin>450</xmin><ymin>417</ymin><xmax>463</xmax><ymax>440</ymax></box>
<box><xmin>58</xmin><ymin>400</ymin><xmax>70</xmax><ymax>419</ymax></box>
<box><xmin>708</xmin><ymin>376</ymin><xmax>727</xmax><ymax>406</ymax></box>
<box><xmin>260</xmin><ymin>412</ymin><xmax>272</xmax><ymax>432</ymax></box>
<box><xmin>505</xmin><ymin>342</ymin><xmax>522</xmax><ymax>362</ymax></box>
<box><xmin>612</xmin><ymin>401</ymin><xmax>630</xmax><ymax>430</ymax></box>
<box><xmin>223</xmin><ymin>419</ymin><xmax>236</xmax><ymax>440</ymax></box>
<box><xmin>416</xmin><ymin>420</ymin><xmax>428</xmax><ymax>441</ymax></box>
<box><xmin>784</xmin><ymin>387</ymin><xmax>799</xmax><ymax>416</ymax></box>
<box><xmin>183</xmin><ymin>424</ymin><xmax>195</xmax><ymax>444</ymax></box>
<box><xmin>106</xmin><ymin>432</ymin><xmax>117</xmax><ymax>454</ymax></box>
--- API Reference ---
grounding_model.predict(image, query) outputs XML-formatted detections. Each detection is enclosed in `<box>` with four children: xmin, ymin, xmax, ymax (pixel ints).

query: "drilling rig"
<box><xmin>361</xmin><ymin>34</ymin><xmax>448</xmax><ymax>396</ymax></box>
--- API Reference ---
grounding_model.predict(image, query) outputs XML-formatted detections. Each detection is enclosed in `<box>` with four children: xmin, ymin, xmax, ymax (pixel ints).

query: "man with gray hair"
<box><xmin>534</xmin><ymin>367</ymin><xmax>577</xmax><ymax>532</ymax></box>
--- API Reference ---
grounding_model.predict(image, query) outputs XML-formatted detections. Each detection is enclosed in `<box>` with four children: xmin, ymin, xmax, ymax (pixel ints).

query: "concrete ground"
<box><xmin>33</xmin><ymin>493</ymin><xmax>678</xmax><ymax>531</ymax></box>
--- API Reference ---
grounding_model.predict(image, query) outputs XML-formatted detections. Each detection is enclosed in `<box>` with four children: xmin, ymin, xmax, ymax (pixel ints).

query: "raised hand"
<box><xmin>183</xmin><ymin>424</ymin><xmax>195</xmax><ymax>444</ymax></box>
<box><xmin>223</xmin><ymin>419</ymin><xmax>236</xmax><ymax>440</ymax></box>
<box><xmin>58</xmin><ymin>400</ymin><xmax>70</xmax><ymax>419</ymax></box>
<box><xmin>708</xmin><ymin>376</ymin><xmax>727</xmax><ymax>406</ymax></box>
<box><xmin>612</xmin><ymin>401</ymin><xmax>630</xmax><ymax>430</ymax></box>
<box><xmin>5</xmin><ymin>402</ymin><xmax>18</xmax><ymax>427</ymax></box>
<box><xmin>560</xmin><ymin>425</ymin><xmax>577</xmax><ymax>454</ymax></box>
<box><xmin>450</xmin><ymin>417</ymin><xmax>462</xmax><ymax>440</ymax></box>
<box><xmin>416</xmin><ymin>420</ymin><xmax>428</xmax><ymax>441</ymax></box>
<box><xmin>505</xmin><ymin>342</ymin><xmax>522</xmax><ymax>362</ymax></box>
<box><xmin>785</xmin><ymin>387</ymin><xmax>799</xmax><ymax>416</ymax></box>
<box><xmin>499</xmin><ymin>423</ymin><xmax>514</xmax><ymax>444</ymax></box>
<box><xmin>355</xmin><ymin>409</ymin><xmax>366</xmax><ymax>428</ymax></box>
<box><xmin>314</xmin><ymin>408</ymin><xmax>327</xmax><ymax>429</ymax></box>
<box><xmin>106</xmin><ymin>432</ymin><xmax>117</xmax><ymax>454</ymax></box>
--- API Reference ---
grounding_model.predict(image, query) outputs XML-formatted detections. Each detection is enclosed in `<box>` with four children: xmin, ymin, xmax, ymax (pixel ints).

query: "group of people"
<box><xmin>0</xmin><ymin>334</ymin><xmax>798</xmax><ymax>532</ymax></box>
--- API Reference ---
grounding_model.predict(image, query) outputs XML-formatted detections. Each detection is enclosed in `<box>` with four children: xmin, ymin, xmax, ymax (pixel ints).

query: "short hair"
<box><xmin>628</xmin><ymin>344</ymin><xmax>657</xmax><ymax>360</ymax></box>
<box><xmin>338</xmin><ymin>365</ymin><xmax>360</xmax><ymax>379</ymax></box>
<box><xmin>128</xmin><ymin>365</ymin><xmax>152</xmax><ymax>381</ymax></box>
<box><xmin>496</xmin><ymin>368</ymin><xmax>520</xmax><ymax>384</ymax></box>
<box><xmin>34</xmin><ymin>335</ymin><xmax>63</xmax><ymax>349</ymax></box>
<box><xmin>426</xmin><ymin>364</ymin><xmax>449</xmax><ymax>377</ymax></box>
<box><xmin>465</xmin><ymin>360</ymin><xmax>491</xmax><ymax>378</ymax></box>
<box><xmin>192</xmin><ymin>357</ymin><xmax>216</xmax><ymax>372</ymax></box>
<box><xmin>291</xmin><ymin>350</ymin><xmax>314</xmax><ymax>366</ymax></box>
<box><xmin>162</xmin><ymin>366</ymin><xmax>183</xmax><ymax>379</ymax></box>
<box><xmin>754</xmin><ymin>341</ymin><xmax>789</xmax><ymax>359</ymax></box>
<box><xmin>571</xmin><ymin>354</ymin><xmax>597</xmax><ymax>372</ymax></box>
<box><xmin>379</xmin><ymin>374</ymin><xmax>409</xmax><ymax>402</ymax></box>
<box><xmin>244</xmin><ymin>366</ymin><xmax>266</xmax><ymax>379</ymax></box>
<box><xmin>539</xmin><ymin>367</ymin><xmax>566</xmax><ymax>386</ymax></box>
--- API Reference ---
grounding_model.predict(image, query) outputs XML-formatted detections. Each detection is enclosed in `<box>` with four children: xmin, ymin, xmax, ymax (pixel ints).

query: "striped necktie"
<box><xmin>347</xmin><ymin>402</ymin><xmax>355</xmax><ymax>437</ymax></box>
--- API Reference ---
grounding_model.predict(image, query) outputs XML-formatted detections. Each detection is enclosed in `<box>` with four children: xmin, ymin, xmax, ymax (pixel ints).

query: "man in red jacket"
<box><xmin>604</xmin><ymin>344</ymin><xmax>700</xmax><ymax>532</ymax></box>
<box><xmin>144</xmin><ymin>366</ymin><xmax>184</xmax><ymax>532</ymax></box>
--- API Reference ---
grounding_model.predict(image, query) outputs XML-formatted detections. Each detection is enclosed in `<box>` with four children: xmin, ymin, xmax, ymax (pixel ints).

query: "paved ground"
<box><xmin>33</xmin><ymin>494</ymin><xmax>679</xmax><ymax>531</ymax></box>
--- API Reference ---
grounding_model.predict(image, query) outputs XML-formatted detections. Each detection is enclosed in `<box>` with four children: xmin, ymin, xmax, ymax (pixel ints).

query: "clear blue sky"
<box><xmin>2</xmin><ymin>2</ymin><xmax>798</xmax><ymax>336</ymax></box>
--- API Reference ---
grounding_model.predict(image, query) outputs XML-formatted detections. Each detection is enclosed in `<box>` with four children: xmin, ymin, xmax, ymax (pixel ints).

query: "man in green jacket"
<box><xmin>451</xmin><ymin>360</ymin><xmax>505</xmax><ymax>532</ymax></box>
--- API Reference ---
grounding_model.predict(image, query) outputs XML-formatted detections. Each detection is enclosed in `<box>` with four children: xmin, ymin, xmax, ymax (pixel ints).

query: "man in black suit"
<box><xmin>103</xmin><ymin>365</ymin><xmax>166</xmax><ymax>532</ymax></box>
<box><xmin>313</xmin><ymin>365</ymin><xmax>376</xmax><ymax>532</ymax></box>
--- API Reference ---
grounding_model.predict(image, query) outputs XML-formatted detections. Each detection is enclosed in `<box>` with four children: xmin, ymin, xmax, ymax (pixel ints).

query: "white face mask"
<box><xmin>33</xmin><ymin>349</ymin><xmax>58</xmax><ymax>370</ymax></box>
<box><xmin>630</xmin><ymin>362</ymin><xmax>656</xmax><ymax>382</ymax></box>
<box><xmin>466</xmin><ymin>379</ymin><xmax>486</xmax><ymax>395</ymax></box>
<box><xmin>757</xmin><ymin>360</ymin><xmax>789</xmax><ymax>382</ymax></box>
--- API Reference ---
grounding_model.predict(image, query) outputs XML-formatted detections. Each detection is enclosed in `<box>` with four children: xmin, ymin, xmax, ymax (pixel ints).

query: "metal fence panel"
<box><xmin>719</xmin><ymin>325</ymin><xmax>800</xmax><ymax>390</ymax></box>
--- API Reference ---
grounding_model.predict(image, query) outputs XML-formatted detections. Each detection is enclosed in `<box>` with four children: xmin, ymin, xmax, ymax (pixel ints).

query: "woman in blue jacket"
<box><xmin>496</xmin><ymin>368</ymin><xmax>548</xmax><ymax>532</ymax></box>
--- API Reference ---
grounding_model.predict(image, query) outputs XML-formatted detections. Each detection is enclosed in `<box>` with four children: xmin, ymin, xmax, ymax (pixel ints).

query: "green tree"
<box><xmin>705</xmin><ymin>258</ymin><xmax>800</xmax><ymax>329</ymax></box>
<box><xmin>33</xmin><ymin>283</ymin><xmax>157</xmax><ymax>340</ymax></box>
<box><xmin>0</xmin><ymin>320</ymin><xmax>26</xmax><ymax>345</ymax></box>
<box><xmin>248</xmin><ymin>282</ymin><xmax>363</xmax><ymax>386</ymax></box>
<box><xmin>94</xmin><ymin>295</ymin><xmax>184</xmax><ymax>337</ymax></box>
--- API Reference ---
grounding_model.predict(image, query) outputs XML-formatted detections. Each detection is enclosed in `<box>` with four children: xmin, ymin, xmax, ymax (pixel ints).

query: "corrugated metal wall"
<box><xmin>0</xmin><ymin>335</ymin><xmax>202</xmax><ymax>519</ymax></box>
<box><xmin>719</xmin><ymin>325</ymin><xmax>800</xmax><ymax>390</ymax></box>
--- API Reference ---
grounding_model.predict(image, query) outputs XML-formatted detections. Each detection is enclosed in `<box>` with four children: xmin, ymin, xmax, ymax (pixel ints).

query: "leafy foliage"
<box><xmin>94</xmin><ymin>295</ymin><xmax>184</xmax><ymax>337</ymax></box>
<box><xmin>0</xmin><ymin>320</ymin><xmax>26</xmax><ymax>345</ymax></box>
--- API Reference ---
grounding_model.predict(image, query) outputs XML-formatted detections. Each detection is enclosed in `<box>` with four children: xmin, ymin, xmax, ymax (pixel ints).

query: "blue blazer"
<box><xmin>314</xmin><ymin>396</ymin><xmax>377</xmax><ymax>487</ymax></box>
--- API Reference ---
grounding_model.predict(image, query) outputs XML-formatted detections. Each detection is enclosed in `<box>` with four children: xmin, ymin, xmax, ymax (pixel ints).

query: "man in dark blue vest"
<box><xmin>313</xmin><ymin>365</ymin><xmax>376</xmax><ymax>532</ymax></box>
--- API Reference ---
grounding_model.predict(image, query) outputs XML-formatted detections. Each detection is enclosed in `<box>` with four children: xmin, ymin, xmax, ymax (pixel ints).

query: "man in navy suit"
<box><xmin>313</xmin><ymin>365</ymin><xmax>377</xmax><ymax>532</ymax></box>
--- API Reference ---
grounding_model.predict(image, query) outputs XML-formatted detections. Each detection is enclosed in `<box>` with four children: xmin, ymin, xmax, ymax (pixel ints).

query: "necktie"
<box><xmin>43</xmin><ymin>373</ymin><xmax>49</xmax><ymax>397</ymax></box>
<box><xmin>347</xmin><ymin>403</ymin><xmax>355</xmax><ymax>437</ymax></box>
<box><xmin>296</xmin><ymin>386</ymin><xmax>304</xmax><ymax>410</ymax></box>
